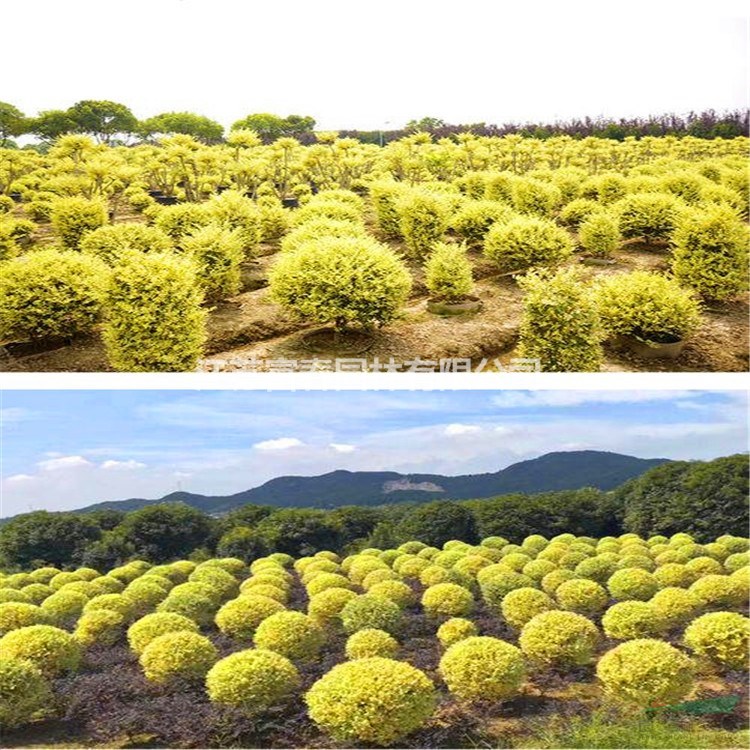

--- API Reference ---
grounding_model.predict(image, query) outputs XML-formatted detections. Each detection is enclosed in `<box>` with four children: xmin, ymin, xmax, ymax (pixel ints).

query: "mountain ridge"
<box><xmin>69</xmin><ymin>450</ymin><xmax>670</xmax><ymax>516</ymax></box>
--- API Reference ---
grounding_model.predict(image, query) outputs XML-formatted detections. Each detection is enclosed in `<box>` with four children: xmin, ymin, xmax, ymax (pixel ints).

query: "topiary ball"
<box><xmin>253</xmin><ymin>611</ymin><xmax>325</xmax><ymax>662</ymax></box>
<box><xmin>345</xmin><ymin>628</ymin><xmax>399</xmax><ymax>659</ymax></box>
<box><xmin>422</xmin><ymin>583</ymin><xmax>474</xmax><ymax>618</ymax></box>
<box><xmin>307</xmin><ymin>587</ymin><xmax>358</xmax><ymax>626</ymax></box>
<box><xmin>602</xmin><ymin>601</ymin><xmax>665</xmax><ymax>640</ymax></box>
<box><xmin>206</xmin><ymin>648</ymin><xmax>301</xmax><ymax>713</ymax></box>
<box><xmin>0</xmin><ymin>657</ymin><xmax>52</xmax><ymax>729</ymax></box>
<box><xmin>340</xmin><ymin>595</ymin><xmax>403</xmax><ymax>635</ymax></box>
<box><xmin>541</xmin><ymin>568</ymin><xmax>577</xmax><ymax>595</ymax></box>
<box><xmin>607</xmin><ymin>568</ymin><xmax>659</xmax><ymax>601</ymax></box>
<box><xmin>555</xmin><ymin>579</ymin><xmax>609</xmax><ymax>615</ymax></box>
<box><xmin>501</xmin><ymin>587</ymin><xmax>555</xmax><ymax>630</ymax></box>
<box><xmin>437</xmin><ymin>617</ymin><xmax>479</xmax><ymax>648</ymax></box>
<box><xmin>305</xmin><ymin>657</ymin><xmax>437</xmax><ymax>746</ymax></box>
<box><xmin>650</xmin><ymin>588</ymin><xmax>703</xmax><ymax>629</ymax></box>
<box><xmin>597</xmin><ymin>639</ymin><xmax>694</xmax><ymax>707</ymax></box>
<box><xmin>654</xmin><ymin>563</ymin><xmax>694</xmax><ymax>589</ymax></box>
<box><xmin>215</xmin><ymin>595</ymin><xmax>285</xmax><ymax>640</ymax></box>
<box><xmin>127</xmin><ymin>612</ymin><xmax>200</xmax><ymax>655</ymax></box>
<box><xmin>0</xmin><ymin>603</ymin><xmax>50</xmax><ymax>635</ymax></box>
<box><xmin>479</xmin><ymin>569</ymin><xmax>536</xmax><ymax>611</ymax></box>
<box><xmin>367</xmin><ymin>580</ymin><xmax>415</xmax><ymax>609</ymax></box>
<box><xmin>519</xmin><ymin>610</ymin><xmax>600</xmax><ymax>668</ymax></box>
<box><xmin>689</xmin><ymin>575</ymin><xmax>747</xmax><ymax>609</ymax></box>
<box><xmin>439</xmin><ymin>636</ymin><xmax>526</xmax><ymax>702</ymax></box>
<box><xmin>683</xmin><ymin>611</ymin><xmax>749</xmax><ymax>670</ymax></box>
<box><xmin>139</xmin><ymin>631</ymin><xmax>218</xmax><ymax>684</ymax></box>
<box><xmin>0</xmin><ymin>624</ymin><xmax>81</xmax><ymax>677</ymax></box>
<box><xmin>74</xmin><ymin>609</ymin><xmax>125</xmax><ymax>647</ymax></box>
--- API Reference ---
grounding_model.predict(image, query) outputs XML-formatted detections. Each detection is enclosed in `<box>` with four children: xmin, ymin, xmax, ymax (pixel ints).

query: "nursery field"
<box><xmin>0</xmin><ymin>532</ymin><xmax>748</xmax><ymax>748</ymax></box>
<box><xmin>0</xmin><ymin>133</ymin><xmax>748</xmax><ymax>373</ymax></box>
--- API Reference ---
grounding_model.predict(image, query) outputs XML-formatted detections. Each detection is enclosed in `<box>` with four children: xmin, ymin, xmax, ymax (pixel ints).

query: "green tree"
<box><xmin>620</xmin><ymin>455</ymin><xmax>749</xmax><ymax>540</ymax></box>
<box><xmin>0</xmin><ymin>102</ymin><xmax>27</xmax><ymax>146</ymax></box>
<box><xmin>29</xmin><ymin>110</ymin><xmax>77</xmax><ymax>143</ymax></box>
<box><xmin>84</xmin><ymin>509</ymin><xmax>125</xmax><ymax>531</ymax></box>
<box><xmin>396</xmin><ymin>501</ymin><xmax>477</xmax><ymax>547</ymax></box>
<box><xmin>230</xmin><ymin>113</ymin><xmax>315</xmax><ymax>142</ymax></box>
<box><xmin>405</xmin><ymin>116</ymin><xmax>446</xmax><ymax>132</ymax></box>
<box><xmin>66</xmin><ymin>100</ymin><xmax>139</xmax><ymax>143</ymax></box>
<box><xmin>0</xmin><ymin>511</ymin><xmax>101</xmax><ymax>568</ymax></box>
<box><xmin>253</xmin><ymin>509</ymin><xmax>341</xmax><ymax>557</ymax></box>
<box><xmin>78</xmin><ymin>531</ymin><xmax>135</xmax><ymax>570</ymax></box>
<box><xmin>215</xmin><ymin>526</ymin><xmax>268</xmax><ymax>562</ymax></box>
<box><xmin>115</xmin><ymin>503</ymin><xmax>214</xmax><ymax>562</ymax></box>
<box><xmin>330</xmin><ymin>506</ymin><xmax>384</xmax><ymax>545</ymax></box>
<box><xmin>140</xmin><ymin>111</ymin><xmax>224</xmax><ymax>143</ymax></box>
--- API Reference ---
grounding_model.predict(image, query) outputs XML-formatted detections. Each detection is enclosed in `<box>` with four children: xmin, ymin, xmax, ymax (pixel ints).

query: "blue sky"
<box><xmin>1</xmin><ymin>390</ymin><xmax>746</xmax><ymax>517</ymax></box>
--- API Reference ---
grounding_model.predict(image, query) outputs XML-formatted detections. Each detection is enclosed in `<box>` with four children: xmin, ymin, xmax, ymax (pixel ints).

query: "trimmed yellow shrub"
<box><xmin>340</xmin><ymin>595</ymin><xmax>403</xmax><ymax>635</ymax></box>
<box><xmin>479</xmin><ymin>569</ymin><xmax>536</xmax><ymax>611</ymax></box>
<box><xmin>206</xmin><ymin>648</ymin><xmax>301</xmax><ymax>713</ymax></box>
<box><xmin>0</xmin><ymin>589</ymin><xmax>31</xmax><ymax>604</ymax></box>
<box><xmin>0</xmin><ymin>657</ymin><xmax>52</xmax><ymax>729</ymax></box>
<box><xmin>215</xmin><ymin>595</ymin><xmax>285</xmax><ymax>640</ymax></box>
<box><xmin>685</xmin><ymin>556</ymin><xmax>724</xmax><ymax>577</ymax></box>
<box><xmin>28</xmin><ymin>568</ymin><xmax>60</xmax><ymax>584</ymax></box>
<box><xmin>206</xmin><ymin>189</ymin><xmax>262</xmax><ymax>250</ymax></box>
<box><xmin>103</xmin><ymin>250</ymin><xmax>207</xmax><ymax>371</ymax></box>
<box><xmin>559</xmin><ymin>198</ymin><xmax>601</xmax><ymax>228</ymax></box>
<box><xmin>671</xmin><ymin>204</ymin><xmax>749</xmax><ymax>301</ymax></box>
<box><xmin>437</xmin><ymin>617</ymin><xmax>478</xmax><ymax>648</ymax></box>
<box><xmin>0</xmin><ymin>603</ymin><xmax>50</xmax><ymax>635</ymax></box>
<box><xmin>345</xmin><ymin>628</ymin><xmax>399</xmax><ymax>659</ymax></box>
<box><xmin>596</xmin><ymin>271</ymin><xmax>701</xmax><ymax>343</ymax></box>
<box><xmin>607</xmin><ymin>568</ymin><xmax>659</xmax><ymax>601</ymax></box>
<box><xmin>79</xmin><ymin>223</ymin><xmax>173</xmax><ymax>264</ymax></box>
<box><xmin>683</xmin><ymin>612</ymin><xmax>749</xmax><ymax>670</ymax></box>
<box><xmin>397</xmin><ymin>189</ymin><xmax>451</xmax><ymax>259</ymax></box>
<box><xmin>517</xmin><ymin>267</ymin><xmax>603</xmax><ymax>372</ymax></box>
<box><xmin>241</xmin><ymin>583</ymin><xmax>287</xmax><ymax>603</ymax></box>
<box><xmin>422</xmin><ymin>583</ymin><xmax>474</xmax><ymax>618</ymax></box>
<box><xmin>253</xmin><ymin>611</ymin><xmax>325</xmax><ymax>662</ymax></box>
<box><xmin>501</xmin><ymin>587</ymin><xmax>555</xmax><ymax>629</ymax></box>
<box><xmin>82</xmin><ymin>593</ymin><xmax>135</xmax><ymax>621</ymax></box>
<box><xmin>139</xmin><ymin>631</ymin><xmax>218</xmax><ymax>684</ymax></box>
<box><xmin>41</xmin><ymin>590</ymin><xmax>89</xmax><ymax>623</ymax></box>
<box><xmin>519</xmin><ymin>610</ymin><xmax>599</xmax><ymax>667</ymax></box>
<box><xmin>574</xmin><ymin>556</ymin><xmax>617</xmax><ymax>583</ymax></box>
<box><xmin>522</xmin><ymin>559</ymin><xmax>557</xmax><ymax>582</ymax></box>
<box><xmin>291</xmin><ymin>199</ymin><xmax>363</xmax><ymax>229</ymax></box>
<box><xmin>725</xmin><ymin>553</ymin><xmax>749</xmax><ymax>573</ymax></box>
<box><xmin>439</xmin><ymin>636</ymin><xmax>525</xmax><ymax>702</ymax></box>
<box><xmin>597</xmin><ymin>639</ymin><xmax>694</xmax><ymax>707</ymax></box>
<box><xmin>280</xmin><ymin>217</ymin><xmax>368</xmax><ymax>254</ymax></box>
<box><xmin>511</xmin><ymin>178</ymin><xmax>562</xmax><ymax>217</ymax></box>
<box><xmin>20</xmin><ymin>584</ymin><xmax>53</xmax><ymax>605</ymax></box>
<box><xmin>269</xmin><ymin>236</ymin><xmax>411</xmax><ymax>332</ymax></box>
<box><xmin>689</xmin><ymin>575</ymin><xmax>746</xmax><ymax>609</ymax></box>
<box><xmin>602</xmin><ymin>601</ymin><xmax>665</xmax><ymax>640</ymax></box>
<box><xmin>368</xmin><ymin>580</ymin><xmax>415</xmax><ymax>609</ymax></box>
<box><xmin>616</xmin><ymin>192</ymin><xmax>685</xmax><ymax>241</ymax></box>
<box><xmin>349</xmin><ymin>556</ymin><xmax>390</xmax><ymax>583</ymax></box>
<box><xmin>451</xmin><ymin>199</ymin><xmax>513</xmax><ymax>244</ymax></box>
<box><xmin>654</xmin><ymin>565</ymin><xmax>695</xmax><ymax>590</ymax></box>
<box><xmin>0</xmin><ymin>249</ymin><xmax>107</xmax><ymax>341</ymax></box>
<box><xmin>308</xmin><ymin>588</ymin><xmax>358</xmax><ymax>626</ymax></box>
<box><xmin>362</xmin><ymin>568</ymin><xmax>399</xmax><ymax>589</ymax></box>
<box><xmin>189</xmin><ymin>565</ymin><xmax>239</xmax><ymax>599</ymax></box>
<box><xmin>484</xmin><ymin>215</ymin><xmax>573</xmax><ymax>273</ymax></box>
<box><xmin>181</xmin><ymin>224</ymin><xmax>244</xmax><ymax>302</ymax></box>
<box><xmin>424</xmin><ymin>242</ymin><xmax>474</xmax><ymax>302</ymax></box>
<box><xmin>650</xmin><ymin>588</ymin><xmax>703</xmax><ymax>629</ymax></box>
<box><xmin>370</xmin><ymin>182</ymin><xmax>407</xmax><ymax>238</ymax></box>
<box><xmin>541</xmin><ymin>568</ymin><xmax>577</xmax><ymax>595</ymax></box>
<box><xmin>73</xmin><ymin>609</ymin><xmax>125</xmax><ymax>647</ymax></box>
<box><xmin>127</xmin><ymin>612</ymin><xmax>200</xmax><ymax>655</ymax></box>
<box><xmin>555</xmin><ymin>579</ymin><xmax>609</xmax><ymax>615</ymax></box>
<box><xmin>157</xmin><ymin>590</ymin><xmax>216</xmax><ymax>627</ymax></box>
<box><xmin>153</xmin><ymin>202</ymin><xmax>211</xmax><ymax>245</ymax></box>
<box><xmin>305</xmin><ymin>657</ymin><xmax>437</xmax><ymax>746</ymax></box>
<box><xmin>578</xmin><ymin>211</ymin><xmax>621</xmax><ymax>257</ymax></box>
<box><xmin>0</xmin><ymin>625</ymin><xmax>81</xmax><ymax>676</ymax></box>
<box><xmin>50</xmin><ymin>196</ymin><xmax>108</xmax><ymax>248</ymax></box>
<box><xmin>124</xmin><ymin>578</ymin><xmax>171</xmax><ymax>614</ymax></box>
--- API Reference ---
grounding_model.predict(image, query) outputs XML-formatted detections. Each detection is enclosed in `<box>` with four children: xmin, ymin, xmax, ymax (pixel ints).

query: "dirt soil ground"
<box><xmin>2</xmin><ymin>221</ymin><xmax>747</xmax><ymax>373</ymax></box>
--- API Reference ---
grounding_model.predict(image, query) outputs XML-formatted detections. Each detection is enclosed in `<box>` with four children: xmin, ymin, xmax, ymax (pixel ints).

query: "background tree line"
<box><xmin>0</xmin><ymin>454</ymin><xmax>746</xmax><ymax>571</ymax></box>
<box><xmin>1</xmin><ymin>100</ymin><xmax>747</xmax><ymax>150</ymax></box>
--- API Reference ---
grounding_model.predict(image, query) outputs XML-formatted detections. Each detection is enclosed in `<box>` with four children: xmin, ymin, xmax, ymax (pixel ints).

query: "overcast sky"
<box><xmin>3</xmin><ymin>1</ymin><xmax>747</xmax><ymax>131</ymax></box>
<box><xmin>1</xmin><ymin>390</ymin><xmax>746</xmax><ymax>517</ymax></box>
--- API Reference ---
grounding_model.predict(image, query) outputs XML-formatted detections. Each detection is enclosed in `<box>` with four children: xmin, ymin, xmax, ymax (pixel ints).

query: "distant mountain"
<box><xmin>75</xmin><ymin>451</ymin><xmax>669</xmax><ymax>515</ymax></box>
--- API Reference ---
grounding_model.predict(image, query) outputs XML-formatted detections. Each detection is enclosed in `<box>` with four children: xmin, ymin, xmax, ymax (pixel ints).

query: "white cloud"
<box><xmin>100</xmin><ymin>460</ymin><xmax>146</xmax><ymax>471</ymax></box>
<box><xmin>491</xmin><ymin>391</ymin><xmax>696</xmax><ymax>409</ymax></box>
<box><xmin>253</xmin><ymin>437</ymin><xmax>304</xmax><ymax>451</ymax></box>
<box><xmin>330</xmin><ymin>443</ymin><xmax>356</xmax><ymax>453</ymax></box>
<box><xmin>444</xmin><ymin>424</ymin><xmax>482</xmax><ymax>436</ymax></box>
<box><xmin>36</xmin><ymin>455</ymin><xmax>92</xmax><ymax>471</ymax></box>
<box><xmin>0</xmin><ymin>408</ymin><xmax>33</xmax><ymax>425</ymax></box>
<box><xmin>5</xmin><ymin>474</ymin><xmax>35</xmax><ymax>483</ymax></box>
